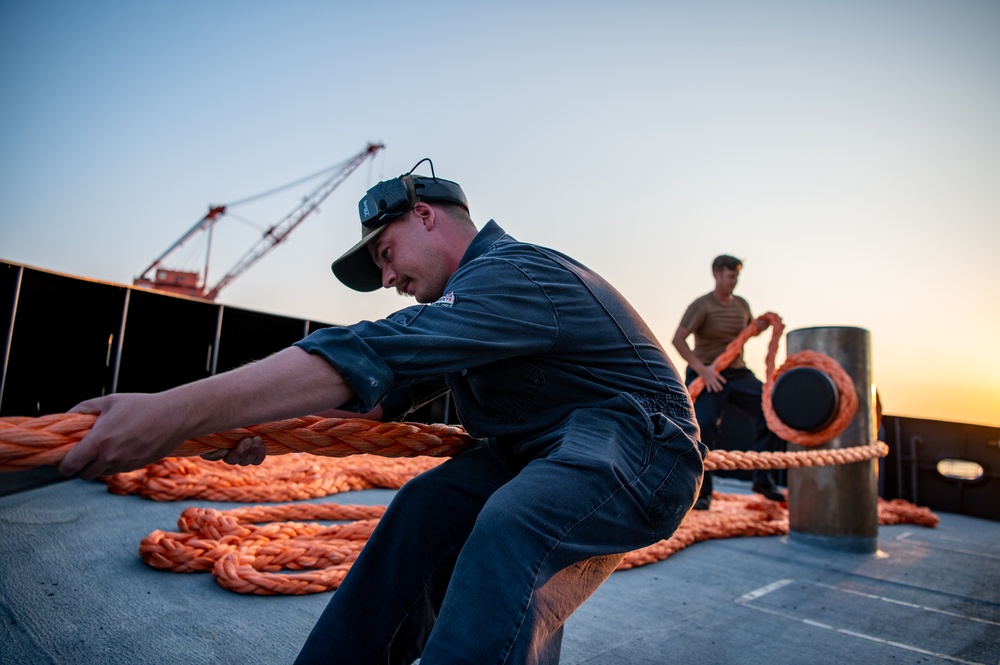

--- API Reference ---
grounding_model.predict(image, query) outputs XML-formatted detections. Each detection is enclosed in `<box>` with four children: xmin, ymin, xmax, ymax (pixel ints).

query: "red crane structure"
<box><xmin>134</xmin><ymin>142</ymin><xmax>384</xmax><ymax>301</ymax></box>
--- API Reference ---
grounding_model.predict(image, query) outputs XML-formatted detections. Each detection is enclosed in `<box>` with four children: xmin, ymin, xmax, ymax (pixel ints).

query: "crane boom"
<box><xmin>133</xmin><ymin>142</ymin><xmax>383</xmax><ymax>300</ymax></box>
<box><xmin>134</xmin><ymin>205</ymin><xmax>227</xmax><ymax>285</ymax></box>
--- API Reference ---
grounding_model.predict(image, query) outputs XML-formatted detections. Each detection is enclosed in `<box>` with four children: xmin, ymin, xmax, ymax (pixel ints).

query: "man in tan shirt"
<box><xmin>672</xmin><ymin>254</ymin><xmax>784</xmax><ymax>509</ymax></box>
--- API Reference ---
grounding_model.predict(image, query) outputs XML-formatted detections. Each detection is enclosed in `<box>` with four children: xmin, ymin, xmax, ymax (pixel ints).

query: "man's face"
<box><xmin>714</xmin><ymin>267</ymin><xmax>740</xmax><ymax>295</ymax></box>
<box><xmin>367</xmin><ymin>209</ymin><xmax>450</xmax><ymax>303</ymax></box>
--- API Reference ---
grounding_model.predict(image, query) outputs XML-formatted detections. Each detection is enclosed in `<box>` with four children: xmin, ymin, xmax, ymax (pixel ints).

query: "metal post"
<box><xmin>786</xmin><ymin>326</ymin><xmax>879</xmax><ymax>553</ymax></box>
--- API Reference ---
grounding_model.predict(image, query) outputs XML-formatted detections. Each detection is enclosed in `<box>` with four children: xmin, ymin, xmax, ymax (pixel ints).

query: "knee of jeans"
<box><xmin>471</xmin><ymin>495</ymin><xmax>514</xmax><ymax>533</ymax></box>
<box><xmin>390</xmin><ymin>469</ymin><xmax>441</xmax><ymax>515</ymax></box>
<box><xmin>467</xmin><ymin>490</ymin><xmax>540</xmax><ymax>550</ymax></box>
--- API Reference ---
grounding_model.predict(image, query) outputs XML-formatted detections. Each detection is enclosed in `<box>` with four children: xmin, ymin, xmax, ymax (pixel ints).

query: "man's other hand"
<box><xmin>201</xmin><ymin>436</ymin><xmax>267</xmax><ymax>466</ymax></box>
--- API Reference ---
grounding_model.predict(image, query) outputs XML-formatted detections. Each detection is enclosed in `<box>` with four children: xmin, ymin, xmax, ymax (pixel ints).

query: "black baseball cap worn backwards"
<box><xmin>332</xmin><ymin>158</ymin><xmax>468</xmax><ymax>292</ymax></box>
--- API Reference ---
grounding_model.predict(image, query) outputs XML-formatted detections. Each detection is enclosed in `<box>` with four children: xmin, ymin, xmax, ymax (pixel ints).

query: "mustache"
<box><xmin>395</xmin><ymin>278</ymin><xmax>414</xmax><ymax>298</ymax></box>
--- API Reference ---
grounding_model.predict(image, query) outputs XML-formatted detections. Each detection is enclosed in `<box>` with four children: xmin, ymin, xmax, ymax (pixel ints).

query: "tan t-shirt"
<box><xmin>678</xmin><ymin>293</ymin><xmax>753</xmax><ymax>370</ymax></box>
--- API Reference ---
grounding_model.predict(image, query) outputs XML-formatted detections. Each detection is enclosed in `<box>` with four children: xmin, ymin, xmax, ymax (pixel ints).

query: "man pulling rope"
<box><xmin>55</xmin><ymin>161</ymin><xmax>707</xmax><ymax>665</ymax></box>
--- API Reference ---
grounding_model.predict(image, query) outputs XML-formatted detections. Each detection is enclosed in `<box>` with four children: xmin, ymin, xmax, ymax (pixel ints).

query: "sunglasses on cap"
<box><xmin>332</xmin><ymin>159</ymin><xmax>469</xmax><ymax>292</ymax></box>
<box><xmin>358</xmin><ymin>158</ymin><xmax>468</xmax><ymax>230</ymax></box>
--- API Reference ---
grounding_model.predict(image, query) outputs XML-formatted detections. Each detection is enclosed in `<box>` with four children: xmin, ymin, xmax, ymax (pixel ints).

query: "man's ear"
<box><xmin>412</xmin><ymin>202</ymin><xmax>435</xmax><ymax>230</ymax></box>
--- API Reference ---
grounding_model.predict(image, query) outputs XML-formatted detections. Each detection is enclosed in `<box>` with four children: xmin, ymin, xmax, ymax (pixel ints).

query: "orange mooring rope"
<box><xmin>0</xmin><ymin>316</ymin><xmax>908</xmax><ymax>596</ymax></box>
<box><xmin>105</xmin><ymin>453</ymin><xmax>445</xmax><ymax>502</ymax></box>
<box><xmin>762</xmin><ymin>349</ymin><xmax>859</xmax><ymax>446</ymax></box>
<box><xmin>686</xmin><ymin>311</ymin><xmax>859</xmax><ymax>446</ymax></box>
<box><xmin>687</xmin><ymin>311</ymin><xmax>786</xmax><ymax>402</ymax></box>
<box><xmin>0</xmin><ymin>309</ymin><xmax>862</xmax><ymax>471</ymax></box>
<box><xmin>617</xmin><ymin>493</ymin><xmax>940</xmax><ymax>570</ymax></box>
<box><xmin>0</xmin><ymin>407</ymin><xmax>893</xmax><ymax>597</ymax></box>
<box><xmin>0</xmin><ymin>414</ymin><xmax>475</xmax><ymax>473</ymax></box>
<box><xmin>0</xmin><ymin>412</ymin><xmax>884</xmax><ymax>475</ymax></box>
<box><xmin>141</xmin><ymin>501</ymin><xmax>386</xmax><ymax>595</ymax></box>
<box><xmin>119</xmin><ymin>455</ymin><xmax>936</xmax><ymax>595</ymax></box>
<box><xmin>0</xmin><ymin>410</ymin><xmax>902</xmax><ymax>596</ymax></box>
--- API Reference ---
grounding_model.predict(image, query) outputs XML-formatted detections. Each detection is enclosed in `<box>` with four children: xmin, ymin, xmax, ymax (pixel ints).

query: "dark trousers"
<box><xmin>293</xmin><ymin>394</ymin><xmax>705</xmax><ymax>664</ymax></box>
<box><xmin>685</xmin><ymin>367</ymin><xmax>782</xmax><ymax>499</ymax></box>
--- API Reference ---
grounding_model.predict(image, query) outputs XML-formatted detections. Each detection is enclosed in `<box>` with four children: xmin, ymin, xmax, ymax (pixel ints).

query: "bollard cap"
<box><xmin>771</xmin><ymin>367</ymin><xmax>839</xmax><ymax>432</ymax></box>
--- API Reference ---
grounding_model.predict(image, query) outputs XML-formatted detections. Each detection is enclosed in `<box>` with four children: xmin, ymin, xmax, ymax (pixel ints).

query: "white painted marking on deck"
<box><xmin>734</xmin><ymin>578</ymin><xmax>794</xmax><ymax>604</ymax></box>
<box><xmin>733</xmin><ymin>579</ymin><xmax>994</xmax><ymax>665</ymax></box>
<box><xmin>894</xmin><ymin>532</ymin><xmax>1000</xmax><ymax>561</ymax></box>
<box><xmin>799</xmin><ymin>618</ymin><xmax>987</xmax><ymax>665</ymax></box>
<box><xmin>811</xmin><ymin>580</ymin><xmax>1000</xmax><ymax>628</ymax></box>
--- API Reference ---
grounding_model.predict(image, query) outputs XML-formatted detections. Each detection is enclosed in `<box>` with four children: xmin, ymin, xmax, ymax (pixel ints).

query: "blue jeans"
<box><xmin>294</xmin><ymin>394</ymin><xmax>705</xmax><ymax>664</ymax></box>
<box><xmin>685</xmin><ymin>367</ymin><xmax>781</xmax><ymax>498</ymax></box>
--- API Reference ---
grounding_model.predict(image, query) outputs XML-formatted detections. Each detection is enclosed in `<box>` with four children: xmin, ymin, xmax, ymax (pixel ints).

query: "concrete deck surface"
<box><xmin>1</xmin><ymin>475</ymin><xmax>998</xmax><ymax>665</ymax></box>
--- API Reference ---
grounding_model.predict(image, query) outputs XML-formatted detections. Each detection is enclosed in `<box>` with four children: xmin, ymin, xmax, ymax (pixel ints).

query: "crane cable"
<box><xmin>222</xmin><ymin>154</ymin><xmax>368</xmax><ymax>209</ymax></box>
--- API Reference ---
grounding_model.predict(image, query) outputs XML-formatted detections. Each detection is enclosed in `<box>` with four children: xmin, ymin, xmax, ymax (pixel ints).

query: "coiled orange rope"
<box><xmin>141</xmin><ymin>502</ymin><xmax>385</xmax><ymax>595</ymax></box>
<box><xmin>122</xmin><ymin>455</ymin><xmax>935</xmax><ymax>595</ymax></box>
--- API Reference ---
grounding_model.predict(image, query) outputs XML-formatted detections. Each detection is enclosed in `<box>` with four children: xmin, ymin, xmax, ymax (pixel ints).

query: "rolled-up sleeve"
<box><xmin>294</xmin><ymin>326</ymin><xmax>395</xmax><ymax>413</ymax></box>
<box><xmin>293</xmin><ymin>256</ymin><xmax>559</xmax><ymax>413</ymax></box>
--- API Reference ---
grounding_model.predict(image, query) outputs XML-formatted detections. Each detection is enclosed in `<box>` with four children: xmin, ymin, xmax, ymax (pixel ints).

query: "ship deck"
<box><xmin>1</xmin><ymin>474</ymin><xmax>998</xmax><ymax>665</ymax></box>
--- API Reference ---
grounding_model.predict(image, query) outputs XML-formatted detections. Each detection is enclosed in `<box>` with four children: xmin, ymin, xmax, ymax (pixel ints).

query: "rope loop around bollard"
<box><xmin>762</xmin><ymin>350</ymin><xmax>858</xmax><ymax>446</ymax></box>
<box><xmin>685</xmin><ymin>311</ymin><xmax>860</xmax><ymax>448</ymax></box>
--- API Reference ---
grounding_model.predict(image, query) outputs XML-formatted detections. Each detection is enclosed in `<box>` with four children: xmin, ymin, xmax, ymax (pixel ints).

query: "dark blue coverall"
<box><xmin>293</xmin><ymin>221</ymin><xmax>706</xmax><ymax>664</ymax></box>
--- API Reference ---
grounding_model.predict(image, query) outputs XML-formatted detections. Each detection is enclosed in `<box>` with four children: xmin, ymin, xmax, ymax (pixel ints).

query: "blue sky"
<box><xmin>1</xmin><ymin>1</ymin><xmax>998</xmax><ymax>426</ymax></box>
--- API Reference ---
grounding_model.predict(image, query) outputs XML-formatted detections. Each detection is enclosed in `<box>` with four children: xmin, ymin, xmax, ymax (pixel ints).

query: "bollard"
<box><xmin>784</xmin><ymin>326</ymin><xmax>878</xmax><ymax>553</ymax></box>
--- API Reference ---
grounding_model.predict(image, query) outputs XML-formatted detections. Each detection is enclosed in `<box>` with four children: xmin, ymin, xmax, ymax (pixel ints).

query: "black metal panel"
<box><xmin>0</xmin><ymin>262</ymin><xmax>19</xmax><ymax>360</ymax></box>
<box><xmin>882</xmin><ymin>415</ymin><xmax>1000</xmax><ymax>521</ymax></box>
<box><xmin>0</xmin><ymin>266</ymin><xmax>125</xmax><ymax>417</ymax></box>
<box><xmin>306</xmin><ymin>319</ymin><xmax>335</xmax><ymax>335</ymax></box>
<box><xmin>216</xmin><ymin>307</ymin><xmax>310</xmax><ymax>373</ymax></box>
<box><xmin>116</xmin><ymin>289</ymin><xmax>220</xmax><ymax>393</ymax></box>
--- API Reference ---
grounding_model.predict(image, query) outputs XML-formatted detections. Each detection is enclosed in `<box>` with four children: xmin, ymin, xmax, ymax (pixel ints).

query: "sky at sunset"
<box><xmin>1</xmin><ymin>1</ymin><xmax>997</xmax><ymax>427</ymax></box>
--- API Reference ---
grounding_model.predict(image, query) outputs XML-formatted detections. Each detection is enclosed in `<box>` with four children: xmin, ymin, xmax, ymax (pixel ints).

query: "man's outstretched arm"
<box><xmin>58</xmin><ymin>346</ymin><xmax>352</xmax><ymax>480</ymax></box>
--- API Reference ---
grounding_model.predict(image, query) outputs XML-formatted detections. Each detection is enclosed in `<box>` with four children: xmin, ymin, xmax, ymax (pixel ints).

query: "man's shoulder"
<box><xmin>471</xmin><ymin>227</ymin><xmax>583</xmax><ymax>274</ymax></box>
<box><xmin>468</xmin><ymin>221</ymin><xmax>533</xmax><ymax>259</ymax></box>
<box><xmin>685</xmin><ymin>292</ymin><xmax>716</xmax><ymax>310</ymax></box>
<box><xmin>679</xmin><ymin>293</ymin><xmax>714</xmax><ymax>328</ymax></box>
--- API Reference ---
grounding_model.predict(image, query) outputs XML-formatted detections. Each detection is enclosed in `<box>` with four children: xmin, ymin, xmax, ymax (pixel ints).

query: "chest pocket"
<box><xmin>463</xmin><ymin>358</ymin><xmax>545</xmax><ymax>424</ymax></box>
